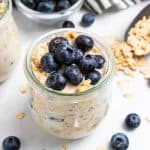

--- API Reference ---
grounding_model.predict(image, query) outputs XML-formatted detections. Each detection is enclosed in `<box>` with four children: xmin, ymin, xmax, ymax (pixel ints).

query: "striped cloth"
<box><xmin>84</xmin><ymin>0</ymin><xmax>149</xmax><ymax>14</ymax></box>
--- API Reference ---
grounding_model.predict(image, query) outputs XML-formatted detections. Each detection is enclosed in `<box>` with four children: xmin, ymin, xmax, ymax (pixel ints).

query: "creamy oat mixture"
<box><xmin>28</xmin><ymin>31</ymin><xmax>111</xmax><ymax>139</ymax></box>
<box><xmin>0</xmin><ymin>1</ymin><xmax>21</xmax><ymax>82</ymax></box>
<box><xmin>30</xmin><ymin>83</ymin><xmax>110</xmax><ymax>139</ymax></box>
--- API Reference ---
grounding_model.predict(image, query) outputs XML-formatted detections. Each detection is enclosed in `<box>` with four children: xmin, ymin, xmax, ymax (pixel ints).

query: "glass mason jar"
<box><xmin>0</xmin><ymin>0</ymin><xmax>21</xmax><ymax>82</ymax></box>
<box><xmin>24</xmin><ymin>29</ymin><xmax>115</xmax><ymax>139</ymax></box>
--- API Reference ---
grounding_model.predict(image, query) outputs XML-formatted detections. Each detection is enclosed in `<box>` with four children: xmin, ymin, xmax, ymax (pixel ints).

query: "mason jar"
<box><xmin>24</xmin><ymin>29</ymin><xmax>115</xmax><ymax>139</ymax></box>
<box><xmin>0</xmin><ymin>0</ymin><xmax>21</xmax><ymax>82</ymax></box>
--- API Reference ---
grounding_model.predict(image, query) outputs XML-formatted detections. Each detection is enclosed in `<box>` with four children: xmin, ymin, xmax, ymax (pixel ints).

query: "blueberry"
<box><xmin>40</xmin><ymin>53</ymin><xmax>59</xmax><ymax>73</ymax></box>
<box><xmin>49</xmin><ymin>37</ymin><xmax>69</xmax><ymax>52</ymax></box>
<box><xmin>94</xmin><ymin>55</ymin><xmax>106</xmax><ymax>69</ymax></box>
<box><xmin>21</xmin><ymin>0</ymin><xmax>36</xmax><ymax>9</ymax></box>
<box><xmin>33</xmin><ymin>0</ymin><xmax>39</xmax><ymax>3</ymax></box>
<box><xmin>81</xmin><ymin>13</ymin><xmax>95</xmax><ymax>27</ymax></box>
<box><xmin>2</xmin><ymin>136</ymin><xmax>21</xmax><ymax>150</ymax></box>
<box><xmin>85</xmin><ymin>70</ymin><xmax>101</xmax><ymax>85</ymax></box>
<box><xmin>36</xmin><ymin>1</ymin><xmax>56</xmax><ymax>13</ymax></box>
<box><xmin>46</xmin><ymin>72</ymin><xmax>66</xmax><ymax>90</ymax></box>
<box><xmin>34</xmin><ymin>0</ymin><xmax>49</xmax><ymax>3</ymax></box>
<box><xmin>69</xmin><ymin>0</ymin><xmax>77</xmax><ymax>5</ymax></box>
<box><xmin>75</xmin><ymin>35</ymin><xmax>94</xmax><ymax>52</ymax></box>
<box><xmin>56</xmin><ymin>0</ymin><xmax>71</xmax><ymax>11</ymax></box>
<box><xmin>125</xmin><ymin>113</ymin><xmax>141</xmax><ymax>129</ymax></box>
<box><xmin>54</xmin><ymin>45</ymin><xmax>75</xmax><ymax>65</ymax></box>
<box><xmin>12</xmin><ymin>0</ymin><xmax>16</xmax><ymax>7</ymax></box>
<box><xmin>74</xmin><ymin>48</ymin><xmax>83</xmax><ymax>63</ymax></box>
<box><xmin>110</xmin><ymin>133</ymin><xmax>129</xmax><ymax>150</ymax></box>
<box><xmin>64</xmin><ymin>65</ymin><xmax>83</xmax><ymax>85</ymax></box>
<box><xmin>79</xmin><ymin>55</ymin><xmax>97</xmax><ymax>73</ymax></box>
<box><xmin>62</xmin><ymin>20</ymin><xmax>75</xmax><ymax>28</ymax></box>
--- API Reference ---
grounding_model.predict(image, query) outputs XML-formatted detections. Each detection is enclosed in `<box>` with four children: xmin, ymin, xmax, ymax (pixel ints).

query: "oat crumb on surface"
<box><xmin>140</xmin><ymin>61</ymin><xmax>150</xmax><ymax>79</ymax></box>
<box><xmin>61</xmin><ymin>144</ymin><xmax>67</xmax><ymax>150</ymax></box>
<box><xmin>145</xmin><ymin>115</ymin><xmax>150</xmax><ymax>122</ymax></box>
<box><xmin>96</xmin><ymin>145</ymin><xmax>105</xmax><ymax>150</ymax></box>
<box><xmin>16</xmin><ymin>112</ymin><xmax>25</xmax><ymax>120</ymax></box>
<box><xmin>123</xmin><ymin>92</ymin><xmax>133</xmax><ymax>99</ymax></box>
<box><xmin>20</xmin><ymin>85</ymin><xmax>27</xmax><ymax>94</ymax></box>
<box><xmin>117</xmin><ymin>79</ymin><xmax>127</xmax><ymax>88</ymax></box>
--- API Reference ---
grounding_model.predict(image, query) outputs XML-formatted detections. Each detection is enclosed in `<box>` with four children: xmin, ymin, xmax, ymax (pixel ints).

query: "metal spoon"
<box><xmin>124</xmin><ymin>4</ymin><xmax>150</xmax><ymax>40</ymax></box>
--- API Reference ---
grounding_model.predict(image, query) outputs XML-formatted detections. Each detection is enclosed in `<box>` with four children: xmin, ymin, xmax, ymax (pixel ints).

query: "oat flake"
<box><xmin>140</xmin><ymin>61</ymin><xmax>150</xmax><ymax>79</ymax></box>
<box><xmin>96</xmin><ymin>145</ymin><xmax>105</xmax><ymax>150</ymax></box>
<box><xmin>20</xmin><ymin>85</ymin><xmax>27</xmax><ymax>94</ymax></box>
<box><xmin>16</xmin><ymin>112</ymin><xmax>25</xmax><ymax>120</ymax></box>
<box><xmin>123</xmin><ymin>92</ymin><xmax>133</xmax><ymax>99</ymax></box>
<box><xmin>61</xmin><ymin>144</ymin><xmax>67</xmax><ymax>150</ymax></box>
<box><xmin>145</xmin><ymin>115</ymin><xmax>150</xmax><ymax>122</ymax></box>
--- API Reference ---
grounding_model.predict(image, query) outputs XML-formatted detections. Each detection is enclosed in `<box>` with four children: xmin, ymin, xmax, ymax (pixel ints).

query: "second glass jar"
<box><xmin>0</xmin><ymin>0</ymin><xmax>21</xmax><ymax>82</ymax></box>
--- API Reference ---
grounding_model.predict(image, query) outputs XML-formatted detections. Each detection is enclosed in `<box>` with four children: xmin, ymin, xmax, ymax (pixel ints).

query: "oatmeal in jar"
<box><xmin>0</xmin><ymin>0</ymin><xmax>21</xmax><ymax>82</ymax></box>
<box><xmin>25</xmin><ymin>29</ymin><xmax>114</xmax><ymax>139</ymax></box>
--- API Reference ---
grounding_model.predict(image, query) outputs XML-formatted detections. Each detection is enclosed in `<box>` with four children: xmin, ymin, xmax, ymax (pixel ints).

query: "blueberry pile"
<box><xmin>40</xmin><ymin>34</ymin><xmax>106</xmax><ymax>91</ymax></box>
<box><xmin>21</xmin><ymin>0</ymin><xmax>77</xmax><ymax>13</ymax></box>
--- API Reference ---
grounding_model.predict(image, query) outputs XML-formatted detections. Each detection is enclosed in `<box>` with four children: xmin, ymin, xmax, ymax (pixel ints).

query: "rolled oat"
<box><xmin>20</xmin><ymin>85</ymin><xmax>27</xmax><ymax>94</ymax></box>
<box><xmin>111</xmin><ymin>39</ymin><xmax>143</xmax><ymax>76</ymax></box>
<box><xmin>16</xmin><ymin>112</ymin><xmax>25</xmax><ymax>120</ymax></box>
<box><xmin>140</xmin><ymin>61</ymin><xmax>150</xmax><ymax>79</ymax></box>
<box><xmin>127</xmin><ymin>16</ymin><xmax>150</xmax><ymax>56</ymax></box>
<box><xmin>61</xmin><ymin>144</ymin><xmax>68</xmax><ymax>150</ymax></box>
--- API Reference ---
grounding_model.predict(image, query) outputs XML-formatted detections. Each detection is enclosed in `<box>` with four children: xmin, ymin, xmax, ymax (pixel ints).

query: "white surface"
<box><xmin>0</xmin><ymin>2</ymin><xmax>150</xmax><ymax>150</ymax></box>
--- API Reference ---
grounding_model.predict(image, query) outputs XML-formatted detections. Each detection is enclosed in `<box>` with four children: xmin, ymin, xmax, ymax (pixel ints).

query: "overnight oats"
<box><xmin>0</xmin><ymin>0</ymin><xmax>21</xmax><ymax>82</ymax></box>
<box><xmin>24</xmin><ymin>29</ymin><xmax>114</xmax><ymax>139</ymax></box>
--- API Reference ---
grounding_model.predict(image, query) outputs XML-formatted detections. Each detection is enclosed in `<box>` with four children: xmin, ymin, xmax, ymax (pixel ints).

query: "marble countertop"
<box><xmin>0</xmin><ymin>1</ymin><xmax>150</xmax><ymax>150</ymax></box>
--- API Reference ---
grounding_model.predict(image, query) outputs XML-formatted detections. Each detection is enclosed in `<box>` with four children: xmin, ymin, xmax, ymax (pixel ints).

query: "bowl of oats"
<box><xmin>24</xmin><ymin>28</ymin><xmax>115</xmax><ymax>139</ymax></box>
<box><xmin>0</xmin><ymin>0</ymin><xmax>21</xmax><ymax>82</ymax></box>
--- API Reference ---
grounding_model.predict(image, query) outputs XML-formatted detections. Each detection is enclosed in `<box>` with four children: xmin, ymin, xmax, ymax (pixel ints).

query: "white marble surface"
<box><xmin>0</xmin><ymin>1</ymin><xmax>150</xmax><ymax>150</ymax></box>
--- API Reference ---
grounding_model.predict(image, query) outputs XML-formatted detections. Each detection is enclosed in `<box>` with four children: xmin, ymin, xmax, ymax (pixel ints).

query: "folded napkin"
<box><xmin>84</xmin><ymin>0</ymin><xmax>148</xmax><ymax>14</ymax></box>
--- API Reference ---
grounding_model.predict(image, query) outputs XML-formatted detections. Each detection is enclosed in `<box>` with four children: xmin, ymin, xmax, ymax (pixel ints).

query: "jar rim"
<box><xmin>0</xmin><ymin>0</ymin><xmax>11</xmax><ymax>24</ymax></box>
<box><xmin>24</xmin><ymin>28</ymin><xmax>115</xmax><ymax>97</ymax></box>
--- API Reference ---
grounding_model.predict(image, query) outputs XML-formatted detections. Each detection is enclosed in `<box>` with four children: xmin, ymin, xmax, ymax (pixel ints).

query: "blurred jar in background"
<box><xmin>0</xmin><ymin>0</ymin><xmax>21</xmax><ymax>82</ymax></box>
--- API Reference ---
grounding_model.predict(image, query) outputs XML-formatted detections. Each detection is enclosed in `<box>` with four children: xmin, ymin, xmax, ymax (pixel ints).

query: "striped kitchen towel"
<box><xmin>84</xmin><ymin>0</ymin><xmax>149</xmax><ymax>14</ymax></box>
